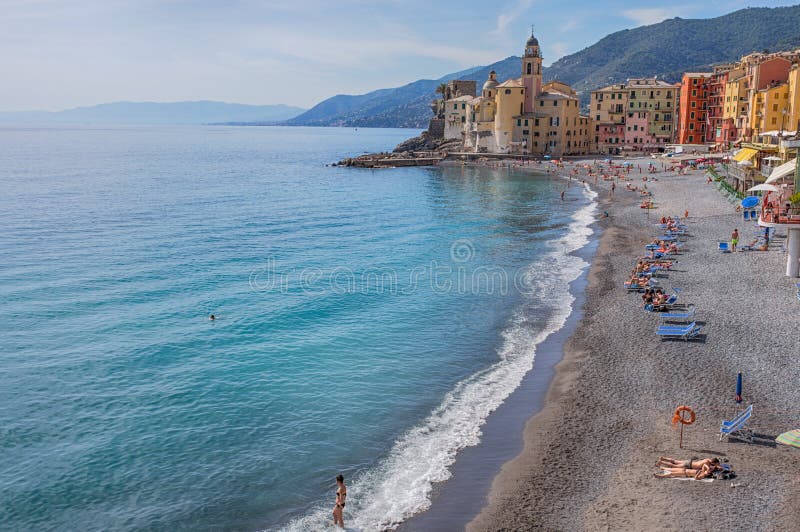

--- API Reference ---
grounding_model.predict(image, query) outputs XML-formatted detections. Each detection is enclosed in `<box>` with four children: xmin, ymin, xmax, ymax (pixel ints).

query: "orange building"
<box><xmin>677</xmin><ymin>72</ymin><xmax>712</xmax><ymax>144</ymax></box>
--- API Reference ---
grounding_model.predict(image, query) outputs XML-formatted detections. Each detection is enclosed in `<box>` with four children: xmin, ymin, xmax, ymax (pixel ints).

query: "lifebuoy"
<box><xmin>671</xmin><ymin>405</ymin><xmax>696</xmax><ymax>425</ymax></box>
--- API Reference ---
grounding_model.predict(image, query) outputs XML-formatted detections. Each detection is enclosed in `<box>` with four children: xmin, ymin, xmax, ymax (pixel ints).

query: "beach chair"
<box><xmin>718</xmin><ymin>242</ymin><xmax>730</xmax><ymax>253</ymax></box>
<box><xmin>656</xmin><ymin>321</ymin><xmax>702</xmax><ymax>340</ymax></box>
<box><xmin>719</xmin><ymin>404</ymin><xmax>754</xmax><ymax>442</ymax></box>
<box><xmin>659</xmin><ymin>306</ymin><xmax>695</xmax><ymax>323</ymax></box>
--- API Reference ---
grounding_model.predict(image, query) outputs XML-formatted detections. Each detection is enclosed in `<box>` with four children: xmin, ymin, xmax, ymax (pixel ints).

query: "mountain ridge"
<box><xmin>0</xmin><ymin>101</ymin><xmax>306</xmax><ymax>125</ymax></box>
<box><xmin>286</xmin><ymin>5</ymin><xmax>800</xmax><ymax>128</ymax></box>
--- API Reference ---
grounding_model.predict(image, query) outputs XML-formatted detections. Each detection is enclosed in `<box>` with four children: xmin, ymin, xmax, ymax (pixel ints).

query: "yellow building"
<box><xmin>462</xmin><ymin>31</ymin><xmax>591</xmax><ymax>156</ymax></box>
<box><xmin>750</xmin><ymin>82</ymin><xmax>790</xmax><ymax>135</ymax></box>
<box><xmin>723</xmin><ymin>70</ymin><xmax>749</xmax><ymax>131</ymax></box>
<box><xmin>591</xmin><ymin>85</ymin><xmax>628</xmax><ymax>125</ymax></box>
<box><xmin>788</xmin><ymin>64</ymin><xmax>800</xmax><ymax>134</ymax></box>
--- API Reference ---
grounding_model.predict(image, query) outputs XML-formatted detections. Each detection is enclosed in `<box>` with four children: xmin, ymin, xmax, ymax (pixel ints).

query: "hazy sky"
<box><xmin>1</xmin><ymin>0</ymin><xmax>796</xmax><ymax>111</ymax></box>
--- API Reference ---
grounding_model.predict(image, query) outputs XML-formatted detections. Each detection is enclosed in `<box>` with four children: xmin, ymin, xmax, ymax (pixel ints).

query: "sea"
<box><xmin>0</xmin><ymin>125</ymin><xmax>596</xmax><ymax>531</ymax></box>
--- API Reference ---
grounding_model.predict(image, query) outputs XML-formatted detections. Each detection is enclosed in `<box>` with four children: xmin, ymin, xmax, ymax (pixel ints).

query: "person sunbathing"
<box><xmin>655</xmin><ymin>460</ymin><xmax>722</xmax><ymax>480</ymax></box>
<box><xmin>657</xmin><ymin>457</ymin><xmax>719</xmax><ymax>470</ymax></box>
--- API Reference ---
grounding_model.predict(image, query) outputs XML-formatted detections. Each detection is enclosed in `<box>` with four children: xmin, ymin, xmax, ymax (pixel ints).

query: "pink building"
<box><xmin>624</xmin><ymin>111</ymin><xmax>658</xmax><ymax>151</ymax></box>
<box><xmin>597</xmin><ymin>124</ymin><xmax>625</xmax><ymax>155</ymax></box>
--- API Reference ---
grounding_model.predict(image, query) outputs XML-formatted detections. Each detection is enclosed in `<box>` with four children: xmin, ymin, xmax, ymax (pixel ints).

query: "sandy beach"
<box><xmin>468</xmin><ymin>159</ymin><xmax>800</xmax><ymax>531</ymax></box>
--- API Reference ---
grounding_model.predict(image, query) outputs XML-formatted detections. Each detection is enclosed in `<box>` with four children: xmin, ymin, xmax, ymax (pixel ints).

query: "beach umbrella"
<box><xmin>738</xmin><ymin>160</ymin><xmax>754</xmax><ymax>167</ymax></box>
<box><xmin>764</xmin><ymin>156</ymin><xmax>782</xmax><ymax>162</ymax></box>
<box><xmin>776</xmin><ymin>429</ymin><xmax>800</xmax><ymax>448</ymax></box>
<box><xmin>741</xmin><ymin>196</ymin><xmax>760</xmax><ymax>209</ymax></box>
<box><xmin>748</xmin><ymin>184</ymin><xmax>780</xmax><ymax>193</ymax></box>
<box><xmin>735</xmin><ymin>373</ymin><xmax>742</xmax><ymax>404</ymax></box>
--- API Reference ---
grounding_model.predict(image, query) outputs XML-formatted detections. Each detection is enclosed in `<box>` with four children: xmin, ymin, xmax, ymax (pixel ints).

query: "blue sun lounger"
<box><xmin>656</xmin><ymin>321</ymin><xmax>702</xmax><ymax>340</ymax></box>
<box><xmin>659</xmin><ymin>306</ymin><xmax>695</xmax><ymax>322</ymax></box>
<box><xmin>719</xmin><ymin>404</ymin><xmax>754</xmax><ymax>442</ymax></box>
<box><xmin>719</xmin><ymin>242</ymin><xmax>730</xmax><ymax>253</ymax></box>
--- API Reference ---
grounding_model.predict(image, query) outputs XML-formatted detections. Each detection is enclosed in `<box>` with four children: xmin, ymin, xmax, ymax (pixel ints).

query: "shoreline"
<box><xmin>468</xmin><ymin>160</ymin><xmax>800</xmax><ymax>530</ymax></box>
<box><xmin>398</xmin><ymin>164</ymin><xmax>603</xmax><ymax>530</ymax></box>
<box><xmin>399</xmin><ymin>175</ymin><xmax>601</xmax><ymax>530</ymax></box>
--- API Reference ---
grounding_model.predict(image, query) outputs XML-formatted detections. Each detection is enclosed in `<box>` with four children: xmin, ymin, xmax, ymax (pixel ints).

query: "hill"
<box><xmin>0</xmin><ymin>101</ymin><xmax>306</xmax><ymax>125</ymax></box>
<box><xmin>287</xmin><ymin>5</ymin><xmax>800</xmax><ymax>128</ymax></box>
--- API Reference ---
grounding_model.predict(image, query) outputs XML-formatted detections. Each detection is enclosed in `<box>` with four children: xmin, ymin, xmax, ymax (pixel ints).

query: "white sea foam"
<box><xmin>282</xmin><ymin>185</ymin><xmax>597</xmax><ymax>531</ymax></box>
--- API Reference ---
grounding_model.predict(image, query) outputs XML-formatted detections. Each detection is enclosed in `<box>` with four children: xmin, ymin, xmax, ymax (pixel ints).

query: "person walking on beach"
<box><xmin>610</xmin><ymin>182</ymin><xmax>616</xmax><ymax>197</ymax></box>
<box><xmin>561</xmin><ymin>190</ymin><xmax>566</xmax><ymax>201</ymax></box>
<box><xmin>333</xmin><ymin>474</ymin><xmax>346</xmax><ymax>528</ymax></box>
<box><xmin>731</xmin><ymin>228</ymin><xmax>739</xmax><ymax>252</ymax></box>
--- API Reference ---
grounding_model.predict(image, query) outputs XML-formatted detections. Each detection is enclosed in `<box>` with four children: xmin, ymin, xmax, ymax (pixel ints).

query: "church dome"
<box><xmin>526</xmin><ymin>34</ymin><xmax>539</xmax><ymax>47</ymax></box>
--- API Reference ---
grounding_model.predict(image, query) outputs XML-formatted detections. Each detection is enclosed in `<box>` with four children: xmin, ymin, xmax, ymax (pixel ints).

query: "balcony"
<box><xmin>758</xmin><ymin>191</ymin><xmax>800</xmax><ymax>227</ymax></box>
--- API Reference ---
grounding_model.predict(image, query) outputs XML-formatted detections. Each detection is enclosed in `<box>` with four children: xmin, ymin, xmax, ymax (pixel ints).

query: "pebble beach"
<box><xmin>468</xmin><ymin>159</ymin><xmax>800</xmax><ymax>531</ymax></box>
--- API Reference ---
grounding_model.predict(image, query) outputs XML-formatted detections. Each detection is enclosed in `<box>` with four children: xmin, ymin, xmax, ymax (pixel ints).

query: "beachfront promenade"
<box><xmin>468</xmin><ymin>160</ymin><xmax>800</xmax><ymax>530</ymax></box>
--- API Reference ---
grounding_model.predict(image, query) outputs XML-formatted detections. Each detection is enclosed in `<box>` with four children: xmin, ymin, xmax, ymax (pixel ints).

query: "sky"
<box><xmin>0</xmin><ymin>0</ymin><xmax>797</xmax><ymax>111</ymax></box>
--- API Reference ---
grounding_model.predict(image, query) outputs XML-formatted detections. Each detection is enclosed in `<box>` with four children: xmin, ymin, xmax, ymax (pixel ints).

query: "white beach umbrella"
<box><xmin>748</xmin><ymin>184</ymin><xmax>781</xmax><ymax>193</ymax></box>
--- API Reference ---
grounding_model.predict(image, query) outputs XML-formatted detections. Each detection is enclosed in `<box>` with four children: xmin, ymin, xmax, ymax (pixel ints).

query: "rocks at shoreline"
<box><xmin>332</xmin><ymin>132</ymin><xmax>461</xmax><ymax>168</ymax></box>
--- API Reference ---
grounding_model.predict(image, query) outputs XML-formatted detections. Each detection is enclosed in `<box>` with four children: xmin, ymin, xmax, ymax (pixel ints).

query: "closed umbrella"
<box><xmin>776</xmin><ymin>429</ymin><xmax>800</xmax><ymax>448</ymax></box>
<box><xmin>735</xmin><ymin>373</ymin><xmax>742</xmax><ymax>404</ymax></box>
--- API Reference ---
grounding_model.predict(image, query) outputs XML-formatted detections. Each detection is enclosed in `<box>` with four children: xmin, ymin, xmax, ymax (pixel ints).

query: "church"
<box><xmin>444</xmin><ymin>31</ymin><xmax>592</xmax><ymax>156</ymax></box>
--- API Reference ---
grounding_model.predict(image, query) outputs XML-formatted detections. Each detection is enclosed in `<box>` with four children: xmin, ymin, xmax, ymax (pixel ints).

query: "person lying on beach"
<box><xmin>657</xmin><ymin>457</ymin><xmax>720</xmax><ymax>470</ymax></box>
<box><xmin>655</xmin><ymin>460</ymin><xmax>722</xmax><ymax>480</ymax></box>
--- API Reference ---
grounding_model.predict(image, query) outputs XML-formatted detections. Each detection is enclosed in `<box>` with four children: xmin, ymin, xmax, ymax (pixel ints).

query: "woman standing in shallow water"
<box><xmin>333</xmin><ymin>474</ymin><xmax>346</xmax><ymax>528</ymax></box>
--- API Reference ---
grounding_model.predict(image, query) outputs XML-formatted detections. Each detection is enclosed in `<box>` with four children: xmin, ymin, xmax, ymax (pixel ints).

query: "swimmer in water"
<box><xmin>209</xmin><ymin>314</ymin><xmax>215</xmax><ymax>321</ymax></box>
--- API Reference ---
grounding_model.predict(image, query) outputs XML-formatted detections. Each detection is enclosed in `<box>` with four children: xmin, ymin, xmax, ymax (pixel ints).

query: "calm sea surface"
<box><xmin>0</xmin><ymin>125</ymin><xmax>595</xmax><ymax>530</ymax></box>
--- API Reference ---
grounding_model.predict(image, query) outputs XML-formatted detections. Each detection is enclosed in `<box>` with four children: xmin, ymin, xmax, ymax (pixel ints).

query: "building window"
<box><xmin>773</xmin><ymin>103</ymin><xmax>778</xmax><ymax>111</ymax></box>
<box><xmin>505</xmin><ymin>89</ymin><xmax>511</xmax><ymax>94</ymax></box>
<box><xmin>690</xmin><ymin>111</ymin><xmax>695</xmax><ymax>119</ymax></box>
<box><xmin>689</xmin><ymin>135</ymin><xmax>694</xmax><ymax>142</ymax></box>
<box><xmin>524</xmin><ymin>119</ymin><xmax>528</xmax><ymax>126</ymax></box>
<box><xmin>462</xmin><ymin>103</ymin><xmax>466</xmax><ymax>109</ymax></box>
<box><xmin>523</xmin><ymin>129</ymin><xmax>529</xmax><ymax>135</ymax></box>
<box><xmin>667</xmin><ymin>91</ymin><xmax>672</xmax><ymax>98</ymax></box>
<box><xmin>454</xmin><ymin>103</ymin><xmax>458</xmax><ymax>109</ymax></box>
<box><xmin>692</xmin><ymin>89</ymin><xmax>697</xmax><ymax>97</ymax></box>
<box><xmin>517</xmin><ymin>119</ymin><xmax>521</xmax><ymax>126</ymax></box>
<box><xmin>527</xmin><ymin>63</ymin><xmax>532</xmax><ymax>75</ymax></box>
<box><xmin>689</xmin><ymin>123</ymin><xmax>694</xmax><ymax>130</ymax></box>
<box><xmin>535</xmin><ymin>119</ymin><xmax>540</xmax><ymax>126</ymax></box>
<box><xmin>461</xmin><ymin>116</ymin><xmax>465</xmax><ymax>123</ymax></box>
<box><xmin>554</xmin><ymin>100</ymin><xmax>558</xmax><ymax>106</ymax></box>
<box><xmin>539</xmin><ymin>101</ymin><xmax>544</xmax><ymax>107</ymax></box>
<box><xmin>772</xmin><ymin>117</ymin><xmax>777</xmax><ymax>125</ymax></box>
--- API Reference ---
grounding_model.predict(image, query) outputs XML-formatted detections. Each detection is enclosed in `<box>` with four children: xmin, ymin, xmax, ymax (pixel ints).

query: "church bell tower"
<box><xmin>522</xmin><ymin>27</ymin><xmax>542</xmax><ymax>113</ymax></box>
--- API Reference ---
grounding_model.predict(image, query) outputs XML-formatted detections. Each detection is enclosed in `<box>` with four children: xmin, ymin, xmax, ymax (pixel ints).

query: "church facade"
<box><xmin>444</xmin><ymin>31</ymin><xmax>592</xmax><ymax>156</ymax></box>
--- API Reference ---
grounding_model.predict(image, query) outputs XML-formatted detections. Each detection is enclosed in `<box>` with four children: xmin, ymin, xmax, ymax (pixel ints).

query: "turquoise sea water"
<box><xmin>0</xmin><ymin>125</ymin><xmax>595</xmax><ymax>531</ymax></box>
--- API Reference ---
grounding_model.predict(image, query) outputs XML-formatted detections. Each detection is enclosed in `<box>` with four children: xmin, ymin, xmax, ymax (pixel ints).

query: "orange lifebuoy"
<box><xmin>671</xmin><ymin>405</ymin><xmax>696</xmax><ymax>425</ymax></box>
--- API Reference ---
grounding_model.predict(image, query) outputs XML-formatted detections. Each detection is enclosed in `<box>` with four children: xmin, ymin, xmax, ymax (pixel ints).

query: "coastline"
<box><xmin>468</xmin><ymin>161</ymin><xmax>800</xmax><ymax>530</ymax></box>
<box><xmin>398</xmin><ymin>172</ymin><xmax>601</xmax><ymax>530</ymax></box>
